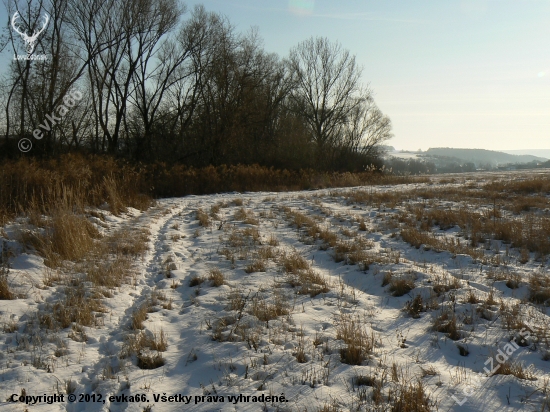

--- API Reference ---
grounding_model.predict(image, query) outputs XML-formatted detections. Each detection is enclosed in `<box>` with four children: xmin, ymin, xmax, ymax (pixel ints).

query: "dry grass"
<box><xmin>384</xmin><ymin>273</ymin><xmax>415</xmax><ymax>297</ymax></box>
<box><xmin>40</xmin><ymin>285</ymin><xmax>105</xmax><ymax>329</ymax></box>
<box><xmin>528</xmin><ymin>272</ymin><xmax>550</xmax><ymax>304</ymax></box>
<box><xmin>234</xmin><ymin>208</ymin><xmax>259</xmax><ymax>225</ymax></box>
<box><xmin>149</xmin><ymin>329</ymin><xmax>168</xmax><ymax>352</ymax></box>
<box><xmin>0</xmin><ymin>263</ymin><xmax>14</xmax><ymax>300</ymax></box>
<box><xmin>249</xmin><ymin>292</ymin><xmax>290</xmax><ymax>322</ymax></box>
<box><xmin>20</xmin><ymin>208</ymin><xmax>101</xmax><ymax>267</ymax></box>
<box><xmin>137</xmin><ymin>352</ymin><xmax>165</xmax><ymax>369</ymax></box>
<box><xmin>337</xmin><ymin>314</ymin><xmax>374</xmax><ymax>365</ymax></box>
<box><xmin>332</xmin><ymin>237</ymin><xmax>374</xmax><ymax>264</ymax></box>
<box><xmin>431</xmin><ymin>273</ymin><xmax>461</xmax><ymax>296</ymax></box>
<box><xmin>491</xmin><ymin>360</ymin><xmax>536</xmax><ymax>380</ymax></box>
<box><xmin>226</xmin><ymin>227</ymin><xmax>261</xmax><ymax>248</ymax></box>
<box><xmin>196</xmin><ymin>209</ymin><xmax>210</xmax><ymax>227</ymax></box>
<box><xmin>232</xmin><ymin>198</ymin><xmax>244</xmax><ymax>206</ymax></box>
<box><xmin>227</xmin><ymin>289</ymin><xmax>247</xmax><ymax>311</ymax></box>
<box><xmin>208</xmin><ymin>268</ymin><xmax>225</xmax><ymax>286</ymax></box>
<box><xmin>433</xmin><ymin>310</ymin><xmax>460</xmax><ymax>340</ymax></box>
<box><xmin>268</xmin><ymin>234</ymin><xmax>279</xmax><ymax>246</ymax></box>
<box><xmin>131</xmin><ymin>302</ymin><xmax>150</xmax><ymax>330</ymax></box>
<box><xmin>403</xmin><ymin>295</ymin><xmax>425</xmax><ymax>318</ymax></box>
<box><xmin>389</xmin><ymin>277</ymin><xmax>415</xmax><ymax>297</ymax></box>
<box><xmin>189</xmin><ymin>275</ymin><xmax>205</xmax><ymax>287</ymax></box>
<box><xmin>257</xmin><ymin>246</ymin><xmax>279</xmax><ymax>260</ymax></box>
<box><xmin>245</xmin><ymin>260</ymin><xmax>267</xmax><ymax>273</ymax></box>
<box><xmin>105</xmin><ymin>228</ymin><xmax>149</xmax><ymax>257</ymax></box>
<box><xmin>389</xmin><ymin>379</ymin><xmax>435</xmax><ymax>411</ymax></box>
<box><xmin>85</xmin><ymin>256</ymin><xmax>132</xmax><ymax>288</ymax></box>
<box><xmin>286</xmin><ymin>268</ymin><xmax>330</xmax><ymax>297</ymax></box>
<box><xmin>42</xmin><ymin>268</ymin><xmax>63</xmax><ymax>287</ymax></box>
<box><xmin>0</xmin><ymin>154</ymin><xmax>152</xmax><ymax>226</ymax></box>
<box><xmin>400</xmin><ymin>194</ymin><xmax>550</xmax><ymax>259</ymax></box>
<box><xmin>279</xmin><ymin>250</ymin><xmax>310</xmax><ymax>273</ymax></box>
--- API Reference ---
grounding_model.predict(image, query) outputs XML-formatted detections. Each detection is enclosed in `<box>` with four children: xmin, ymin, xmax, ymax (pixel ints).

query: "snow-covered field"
<box><xmin>1</xmin><ymin>171</ymin><xmax>550</xmax><ymax>411</ymax></box>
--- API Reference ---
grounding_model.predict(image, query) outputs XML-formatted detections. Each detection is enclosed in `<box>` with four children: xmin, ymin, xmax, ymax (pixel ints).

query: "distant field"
<box><xmin>1</xmin><ymin>170</ymin><xmax>550</xmax><ymax>411</ymax></box>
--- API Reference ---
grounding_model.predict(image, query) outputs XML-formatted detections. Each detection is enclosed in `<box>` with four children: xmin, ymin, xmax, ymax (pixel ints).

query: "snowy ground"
<box><xmin>1</xmin><ymin>170</ymin><xmax>550</xmax><ymax>411</ymax></box>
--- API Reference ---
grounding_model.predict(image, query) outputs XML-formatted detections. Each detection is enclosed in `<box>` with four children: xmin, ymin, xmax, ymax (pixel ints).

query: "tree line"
<box><xmin>1</xmin><ymin>0</ymin><xmax>392</xmax><ymax>171</ymax></box>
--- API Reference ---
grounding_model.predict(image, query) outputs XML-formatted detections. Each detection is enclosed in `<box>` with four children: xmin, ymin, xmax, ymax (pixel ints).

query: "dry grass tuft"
<box><xmin>189</xmin><ymin>275</ymin><xmax>205</xmax><ymax>287</ymax></box>
<box><xmin>196</xmin><ymin>209</ymin><xmax>210</xmax><ymax>227</ymax></box>
<box><xmin>433</xmin><ymin>310</ymin><xmax>460</xmax><ymax>340</ymax></box>
<box><xmin>268</xmin><ymin>234</ymin><xmax>279</xmax><ymax>246</ymax></box>
<box><xmin>389</xmin><ymin>379</ymin><xmax>436</xmax><ymax>411</ymax></box>
<box><xmin>386</xmin><ymin>274</ymin><xmax>415</xmax><ymax>297</ymax></box>
<box><xmin>149</xmin><ymin>329</ymin><xmax>168</xmax><ymax>352</ymax></box>
<box><xmin>286</xmin><ymin>268</ymin><xmax>330</xmax><ymax>297</ymax></box>
<box><xmin>403</xmin><ymin>295</ymin><xmax>425</xmax><ymax>318</ymax></box>
<box><xmin>131</xmin><ymin>302</ymin><xmax>150</xmax><ymax>330</ymax></box>
<box><xmin>249</xmin><ymin>292</ymin><xmax>289</xmax><ymax>322</ymax></box>
<box><xmin>85</xmin><ymin>256</ymin><xmax>131</xmax><ymax>288</ymax></box>
<box><xmin>431</xmin><ymin>273</ymin><xmax>461</xmax><ymax>296</ymax></box>
<box><xmin>337</xmin><ymin>315</ymin><xmax>374</xmax><ymax>365</ymax></box>
<box><xmin>41</xmin><ymin>285</ymin><xmax>105</xmax><ymax>329</ymax></box>
<box><xmin>227</xmin><ymin>290</ymin><xmax>246</xmax><ymax>312</ymax></box>
<box><xmin>208</xmin><ymin>268</ymin><xmax>225</xmax><ymax>286</ymax></box>
<box><xmin>491</xmin><ymin>360</ymin><xmax>536</xmax><ymax>380</ymax></box>
<box><xmin>234</xmin><ymin>208</ymin><xmax>259</xmax><ymax>225</ymax></box>
<box><xmin>0</xmin><ymin>263</ymin><xmax>14</xmax><ymax>300</ymax></box>
<box><xmin>21</xmin><ymin>209</ymin><xmax>101</xmax><ymax>266</ymax></box>
<box><xmin>106</xmin><ymin>228</ymin><xmax>149</xmax><ymax>256</ymax></box>
<box><xmin>279</xmin><ymin>251</ymin><xmax>309</xmax><ymax>273</ymax></box>
<box><xmin>137</xmin><ymin>352</ymin><xmax>165</xmax><ymax>369</ymax></box>
<box><xmin>245</xmin><ymin>260</ymin><xmax>267</xmax><ymax>273</ymax></box>
<box><xmin>528</xmin><ymin>272</ymin><xmax>550</xmax><ymax>305</ymax></box>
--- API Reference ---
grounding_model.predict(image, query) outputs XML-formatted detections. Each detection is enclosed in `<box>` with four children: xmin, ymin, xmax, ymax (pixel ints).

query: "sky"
<box><xmin>1</xmin><ymin>0</ymin><xmax>549</xmax><ymax>152</ymax></box>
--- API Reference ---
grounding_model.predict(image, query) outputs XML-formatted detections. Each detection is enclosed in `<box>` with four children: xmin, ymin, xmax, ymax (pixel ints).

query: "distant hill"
<box><xmin>501</xmin><ymin>149</ymin><xmax>550</xmax><ymax>159</ymax></box>
<box><xmin>425</xmin><ymin>148</ymin><xmax>546</xmax><ymax>166</ymax></box>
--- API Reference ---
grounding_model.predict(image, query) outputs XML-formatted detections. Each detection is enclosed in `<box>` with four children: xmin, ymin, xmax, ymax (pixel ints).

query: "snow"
<box><xmin>0</xmin><ymin>172</ymin><xmax>549</xmax><ymax>411</ymax></box>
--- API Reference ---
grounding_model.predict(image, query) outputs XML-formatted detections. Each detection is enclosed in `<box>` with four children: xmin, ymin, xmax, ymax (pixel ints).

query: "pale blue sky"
<box><xmin>2</xmin><ymin>0</ymin><xmax>549</xmax><ymax>151</ymax></box>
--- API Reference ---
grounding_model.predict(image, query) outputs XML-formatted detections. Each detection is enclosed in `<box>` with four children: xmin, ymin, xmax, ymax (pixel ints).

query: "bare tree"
<box><xmin>287</xmin><ymin>37</ymin><xmax>363</xmax><ymax>151</ymax></box>
<box><xmin>127</xmin><ymin>0</ymin><xmax>189</xmax><ymax>157</ymax></box>
<box><xmin>340</xmin><ymin>92</ymin><xmax>393</xmax><ymax>158</ymax></box>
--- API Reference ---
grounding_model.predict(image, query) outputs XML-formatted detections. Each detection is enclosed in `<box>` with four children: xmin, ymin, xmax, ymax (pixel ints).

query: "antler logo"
<box><xmin>11</xmin><ymin>11</ymin><xmax>49</xmax><ymax>55</ymax></box>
